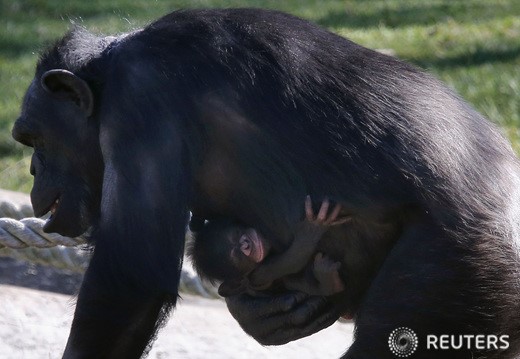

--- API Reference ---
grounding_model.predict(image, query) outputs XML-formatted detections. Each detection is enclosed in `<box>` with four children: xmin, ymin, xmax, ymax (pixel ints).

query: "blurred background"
<box><xmin>1</xmin><ymin>0</ymin><xmax>520</xmax><ymax>192</ymax></box>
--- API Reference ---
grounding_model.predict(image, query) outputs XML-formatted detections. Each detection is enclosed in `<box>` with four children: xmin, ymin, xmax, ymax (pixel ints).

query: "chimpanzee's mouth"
<box><xmin>34</xmin><ymin>194</ymin><xmax>61</xmax><ymax>218</ymax></box>
<box><xmin>49</xmin><ymin>198</ymin><xmax>60</xmax><ymax>215</ymax></box>
<box><xmin>42</xmin><ymin>196</ymin><xmax>61</xmax><ymax>231</ymax></box>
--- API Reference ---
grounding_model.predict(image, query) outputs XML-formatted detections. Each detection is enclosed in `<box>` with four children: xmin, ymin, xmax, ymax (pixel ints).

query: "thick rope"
<box><xmin>0</xmin><ymin>217</ymin><xmax>87</xmax><ymax>249</ymax></box>
<box><xmin>0</xmin><ymin>217</ymin><xmax>90</xmax><ymax>272</ymax></box>
<box><xmin>0</xmin><ymin>200</ymin><xmax>33</xmax><ymax>219</ymax></box>
<box><xmin>0</xmin><ymin>189</ymin><xmax>219</xmax><ymax>298</ymax></box>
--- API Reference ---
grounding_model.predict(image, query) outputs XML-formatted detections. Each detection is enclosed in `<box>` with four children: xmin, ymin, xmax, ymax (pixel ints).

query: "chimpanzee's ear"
<box><xmin>41</xmin><ymin>69</ymin><xmax>94</xmax><ymax>117</ymax></box>
<box><xmin>218</xmin><ymin>278</ymin><xmax>248</xmax><ymax>297</ymax></box>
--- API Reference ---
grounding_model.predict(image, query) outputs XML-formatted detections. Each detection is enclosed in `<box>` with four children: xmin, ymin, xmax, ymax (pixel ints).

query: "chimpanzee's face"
<box><xmin>12</xmin><ymin>70</ymin><xmax>103</xmax><ymax>237</ymax></box>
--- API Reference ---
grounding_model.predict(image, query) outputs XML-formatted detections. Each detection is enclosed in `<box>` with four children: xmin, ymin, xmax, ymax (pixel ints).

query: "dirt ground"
<box><xmin>0</xmin><ymin>257</ymin><xmax>353</xmax><ymax>358</ymax></box>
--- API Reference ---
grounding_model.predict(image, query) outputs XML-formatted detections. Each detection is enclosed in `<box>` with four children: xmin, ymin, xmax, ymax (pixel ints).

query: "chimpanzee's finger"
<box><xmin>226</xmin><ymin>291</ymin><xmax>308</xmax><ymax>321</ymax></box>
<box><xmin>314</xmin><ymin>252</ymin><xmax>324</xmax><ymax>264</ymax></box>
<box><xmin>258</xmin><ymin>297</ymin><xmax>339</xmax><ymax>345</ymax></box>
<box><xmin>305</xmin><ymin>195</ymin><xmax>314</xmax><ymax>221</ymax></box>
<box><xmin>316</xmin><ymin>198</ymin><xmax>330</xmax><ymax>221</ymax></box>
<box><xmin>328</xmin><ymin>217</ymin><xmax>351</xmax><ymax>226</ymax></box>
<box><xmin>226</xmin><ymin>292</ymin><xmax>324</xmax><ymax>344</ymax></box>
<box><xmin>325</xmin><ymin>203</ymin><xmax>342</xmax><ymax>224</ymax></box>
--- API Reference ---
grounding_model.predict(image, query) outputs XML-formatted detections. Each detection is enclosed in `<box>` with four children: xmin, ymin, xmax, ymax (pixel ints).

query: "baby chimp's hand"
<box><xmin>313</xmin><ymin>253</ymin><xmax>345</xmax><ymax>295</ymax></box>
<box><xmin>304</xmin><ymin>196</ymin><xmax>350</xmax><ymax>226</ymax></box>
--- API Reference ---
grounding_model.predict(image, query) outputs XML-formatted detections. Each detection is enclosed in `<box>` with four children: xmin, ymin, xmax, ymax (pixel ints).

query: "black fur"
<box><xmin>12</xmin><ymin>8</ymin><xmax>520</xmax><ymax>358</ymax></box>
<box><xmin>189</xmin><ymin>218</ymin><xmax>243</xmax><ymax>283</ymax></box>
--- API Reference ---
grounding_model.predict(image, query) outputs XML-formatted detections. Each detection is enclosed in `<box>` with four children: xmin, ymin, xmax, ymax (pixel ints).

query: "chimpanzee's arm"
<box><xmin>250</xmin><ymin>198</ymin><xmax>347</xmax><ymax>287</ymax></box>
<box><xmin>63</xmin><ymin>60</ymin><xmax>191</xmax><ymax>358</ymax></box>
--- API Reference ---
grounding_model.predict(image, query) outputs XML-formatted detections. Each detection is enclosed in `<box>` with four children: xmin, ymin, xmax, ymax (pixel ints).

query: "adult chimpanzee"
<box><xmin>11</xmin><ymin>8</ymin><xmax>520</xmax><ymax>359</ymax></box>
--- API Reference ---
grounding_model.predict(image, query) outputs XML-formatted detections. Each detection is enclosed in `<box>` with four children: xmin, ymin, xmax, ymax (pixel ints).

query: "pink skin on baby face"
<box><xmin>237</xmin><ymin>228</ymin><xmax>270</xmax><ymax>263</ymax></box>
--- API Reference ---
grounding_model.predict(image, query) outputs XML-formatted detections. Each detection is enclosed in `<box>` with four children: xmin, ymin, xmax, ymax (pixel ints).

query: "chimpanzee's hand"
<box><xmin>305</xmin><ymin>196</ymin><xmax>349</xmax><ymax>227</ymax></box>
<box><xmin>292</xmin><ymin>196</ymin><xmax>350</xmax><ymax>242</ymax></box>
<box><xmin>225</xmin><ymin>291</ymin><xmax>340</xmax><ymax>345</ymax></box>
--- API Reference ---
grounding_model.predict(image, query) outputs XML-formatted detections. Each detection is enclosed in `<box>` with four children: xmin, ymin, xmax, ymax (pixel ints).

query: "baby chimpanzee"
<box><xmin>190</xmin><ymin>197</ymin><xmax>348</xmax><ymax>297</ymax></box>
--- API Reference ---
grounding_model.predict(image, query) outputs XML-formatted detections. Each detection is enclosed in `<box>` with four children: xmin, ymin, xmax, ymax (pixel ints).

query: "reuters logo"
<box><xmin>388</xmin><ymin>327</ymin><xmax>419</xmax><ymax>357</ymax></box>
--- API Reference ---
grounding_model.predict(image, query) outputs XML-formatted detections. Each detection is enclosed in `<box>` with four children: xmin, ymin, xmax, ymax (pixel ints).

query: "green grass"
<box><xmin>1</xmin><ymin>0</ymin><xmax>519</xmax><ymax>192</ymax></box>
